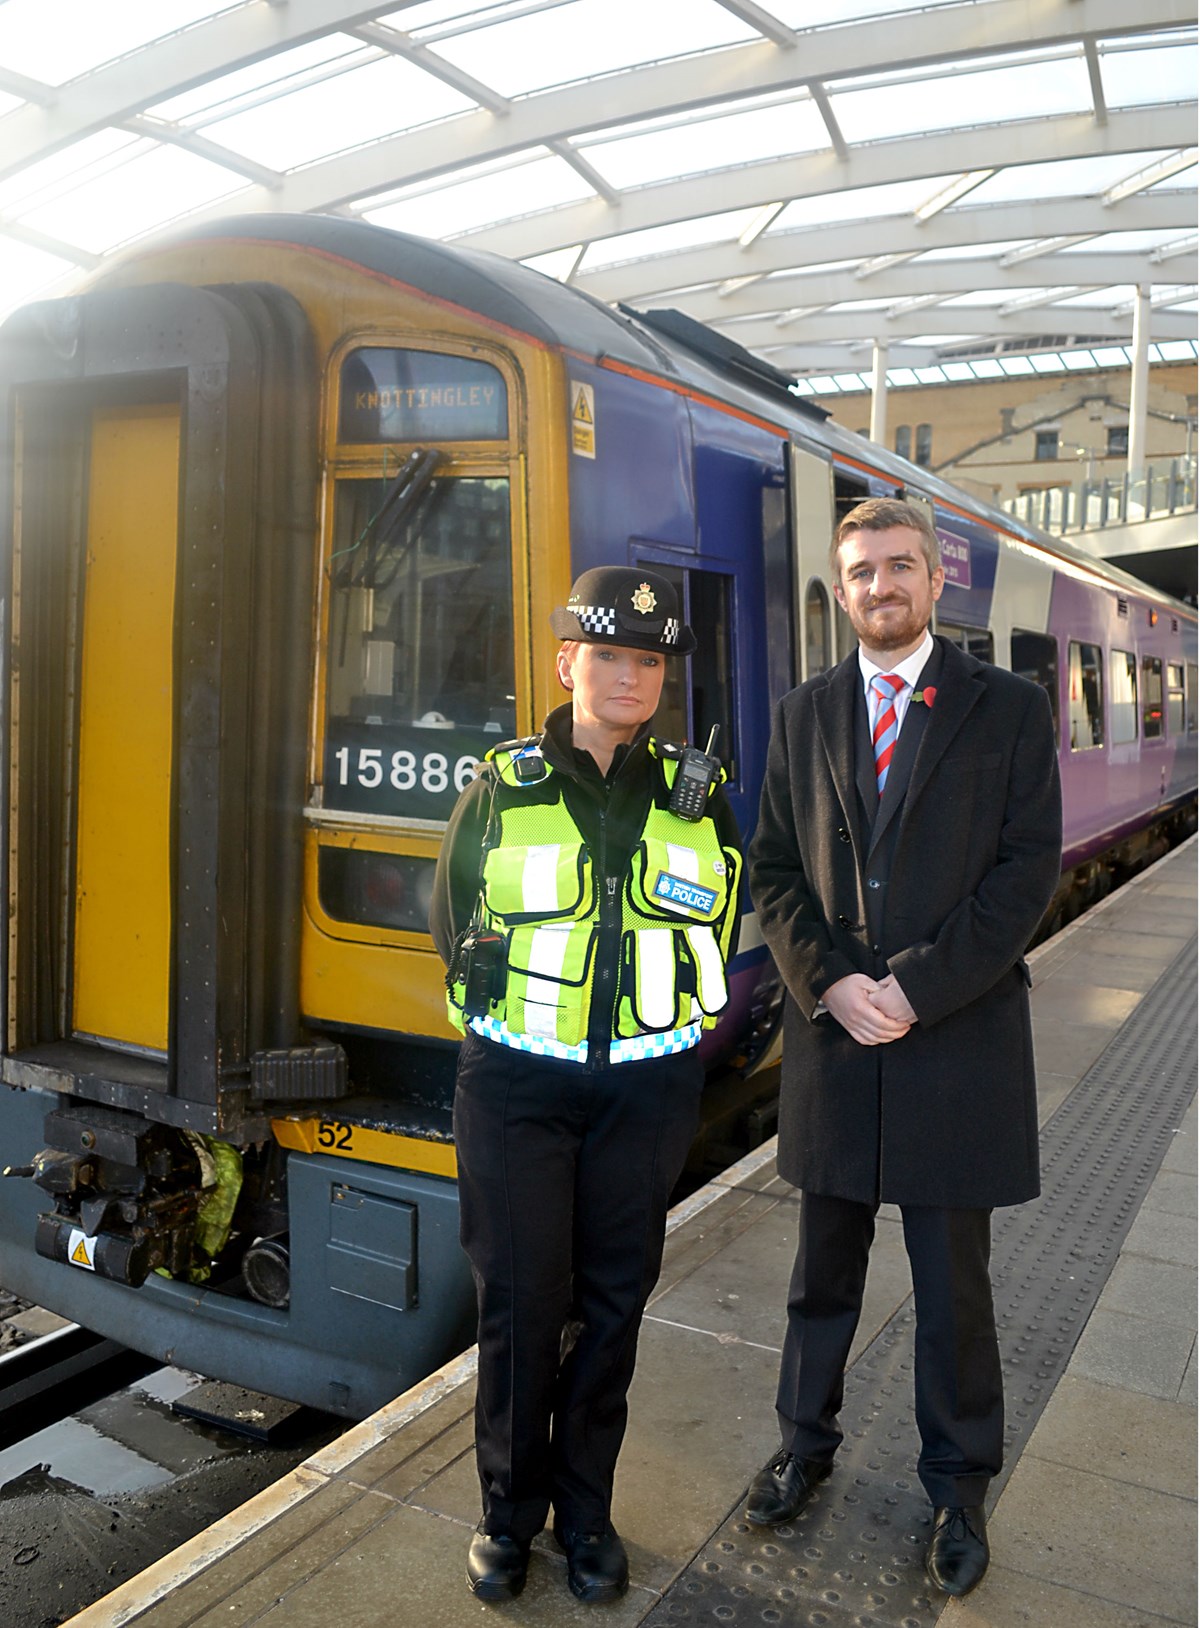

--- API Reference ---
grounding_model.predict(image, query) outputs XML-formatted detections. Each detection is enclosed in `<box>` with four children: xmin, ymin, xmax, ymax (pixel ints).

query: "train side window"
<box><xmin>1067</xmin><ymin>640</ymin><xmax>1104</xmax><ymax>751</ymax></box>
<box><xmin>644</xmin><ymin>565</ymin><xmax>738</xmax><ymax>780</ymax></box>
<box><xmin>1109</xmin><ymin>649</ymin><xmax>1138</xmax><ymax>744</ymax></box>
<box><xmin>323</xmin><ymin>474</ymin><xmax>515</xmax><ymax>821</ymax></box>
<box><xmin>1011</xmin><ymin>629</ymin><xmax>1060</xmax><ymax>743</ymax></box>
<box><xmin>1141</xmin><ymin>656</ymin><xmax>1164</xmax><ymax>740</ymax></box>
<box><xmin>938</xmin><ymin>621</ymin><xmax>995</xmax><ymax>664</ymax></box>
<box><xmin>804</xmin><ymin>578</ymin><xmax>831</xmax><ymax>677</ymax></box>
<box><xmin>1187</xmin><ymin>664</ymin><xmax>1198</xmax><ymax>733</ymax></box>
<box><xmin>1166</xmin><ymin>663</ymin><xmax>1186</xmax><ymax>734</ymax></box>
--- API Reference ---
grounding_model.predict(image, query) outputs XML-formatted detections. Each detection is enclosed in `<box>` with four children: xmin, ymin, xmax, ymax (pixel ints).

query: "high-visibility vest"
<box><xmin>446</xmin><ymin>738</ymin><xmax>741</xmax><ymax>1065</ymax></box>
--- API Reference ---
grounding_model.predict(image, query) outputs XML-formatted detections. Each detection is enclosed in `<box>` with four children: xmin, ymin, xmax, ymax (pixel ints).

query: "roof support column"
<box><xmin>1126</xmin><ymin>284</ymin><xmax>1150</xmax><ymax>483</ymax></box>
<box><xmin>869</xmin><ymin>340</ymin><xmax>888</xmax><ymax>445</ymax></box>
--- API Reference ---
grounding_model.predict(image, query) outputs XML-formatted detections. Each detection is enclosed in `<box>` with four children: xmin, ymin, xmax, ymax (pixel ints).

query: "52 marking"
<box><xmin>316</xmin><ymin>1120</ymin><xmax>354</xmax><ymax>1151</ymax></box>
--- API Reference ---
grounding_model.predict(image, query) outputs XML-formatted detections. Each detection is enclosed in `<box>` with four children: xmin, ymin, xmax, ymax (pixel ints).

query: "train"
<box><xmin>0</xmin><ymin>215</ymin><xmax>1194</xmax><ymax>1419</ymax></box>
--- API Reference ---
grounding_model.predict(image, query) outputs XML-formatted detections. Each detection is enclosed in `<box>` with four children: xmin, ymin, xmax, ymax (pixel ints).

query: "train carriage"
<box><xmin>0</xmin><ymin>216</ymin><xmax>1193</xmax><ymax>1416</ymax></box>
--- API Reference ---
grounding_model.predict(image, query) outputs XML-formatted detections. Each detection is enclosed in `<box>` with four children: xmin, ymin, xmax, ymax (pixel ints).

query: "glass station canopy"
<box><xmin>0</xmin><ymin>0</ymin><xmax>1194</xmax><ymax>387</ymax></box>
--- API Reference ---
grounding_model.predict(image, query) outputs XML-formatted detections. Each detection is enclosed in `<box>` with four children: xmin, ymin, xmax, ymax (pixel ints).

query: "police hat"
<box><xmin>550</xmin><ymin>566</ymin><xmax>696</xmax><ymax>656</ymax></box>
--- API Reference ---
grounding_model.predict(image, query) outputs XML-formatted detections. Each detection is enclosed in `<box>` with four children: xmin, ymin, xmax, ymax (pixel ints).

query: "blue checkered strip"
<box><xmin>573</xmin><ymin>605</ymin><xmax>617</xmax><ymax>636</ymax></box>
<box><xmin>663</xmin><ymin>617</ymin><xmax>680</xmax><ymax>645</ymax></box>
<box><xmin>468</xmin><ymin>1015</ymin><xmax>589</xmax><ymax>1063</ymax></box>
<box><xmin>468</xmin><ymin>1016</ymin><xmax>702</xmax><ymax>1065</ymax></box>
<box><xmin>610</xmin><ymin>1021</ymin><xmax>703</xmax><ymax>1065</ymax></box>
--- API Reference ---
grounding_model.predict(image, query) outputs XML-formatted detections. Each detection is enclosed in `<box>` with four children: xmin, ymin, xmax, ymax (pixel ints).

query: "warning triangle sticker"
<box><xmin>71</xmin><ymin>1236</ymin><xmax>91</xmax><ymax>1265</ymax></box>
<box><xmin>573</xmin><ymin>389</ymin><xmax>593</xmax><ymax>424</ymax></box>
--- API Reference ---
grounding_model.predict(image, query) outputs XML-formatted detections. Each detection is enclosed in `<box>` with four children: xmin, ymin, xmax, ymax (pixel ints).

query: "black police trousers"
<box><xmin>453</xmin><ymin>1029</ymin><xmax>703</xmax><ymax>1543</ymax></box>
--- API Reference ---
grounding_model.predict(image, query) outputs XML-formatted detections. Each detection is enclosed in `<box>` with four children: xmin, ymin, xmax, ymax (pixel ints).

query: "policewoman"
<box><xmin>430</xmin><ymin>566</ymin><xmax>741</xmax><ymax>1605</ymax></box>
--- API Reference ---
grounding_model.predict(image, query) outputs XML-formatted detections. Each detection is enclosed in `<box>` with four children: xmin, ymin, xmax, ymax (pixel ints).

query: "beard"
<box><xmin>845</xmin><ymin>594</ymin><xmax>930</xmax><ymax>653</ymax></box>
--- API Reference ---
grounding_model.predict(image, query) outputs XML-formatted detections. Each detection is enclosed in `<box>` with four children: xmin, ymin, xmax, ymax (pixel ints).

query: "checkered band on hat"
<box><xmin>572</xmin><ymin>605</ymin><xmax>618</xmax><ymax>637</ymax></box>
<box><xmin>663</xmin><ymin>617</ymin><xmax>680</xmax><ymax>645</ymax></box>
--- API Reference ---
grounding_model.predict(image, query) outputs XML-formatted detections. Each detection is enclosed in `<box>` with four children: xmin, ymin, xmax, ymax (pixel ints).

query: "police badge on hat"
<box><xmin>550</xmin><ymin>565</ymin><xmax>697</xmax><ymax>655</ymax></box>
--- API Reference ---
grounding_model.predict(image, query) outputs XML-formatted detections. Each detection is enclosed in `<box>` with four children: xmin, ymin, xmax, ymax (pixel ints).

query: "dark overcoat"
<box><xmin>749</xmin><ymin>636</ymin><xmax>1062</xmax><ymax>1209</ymax></box>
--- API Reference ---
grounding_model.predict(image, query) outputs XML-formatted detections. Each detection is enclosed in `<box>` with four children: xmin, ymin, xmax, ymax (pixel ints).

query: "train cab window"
<box><xmin>323</xmin><ymin>473</ymin><xmax>514</xmax><ymax>821</ymax></box>
<box><xmin>1141</xmin><ymin>656</ymin><xmax>1164</xmax><ymax>740</ymax></box>
<box><xmin>1166</xmin><ymin>663</ymin><xmax>1186</xmax><ymax>734</ymax></box>
<box><xmin>804</xmin><ymin>578</ymin><xmax>832</xmax><ymax>677</ymax></box>
<box><xmin>648</xmin><ymin>564</ymin><xmax>737</xmax><ymax>781</ymax></box>
<box><xmin>338</xmin><ymin>348</ymin><xmax>507</xmax><ymax>441</ymax></box>
<box><xmin>938</xmin><ymin>621</ymin><xmax>995</xmax><ymax>664</ymax></box>
<box><xmin>1067</xmin><ymin>641</ymin><xmax>1104</xmax><ymax>751</ymax></box>
<box><xmin>1109</xmin><ymin>649</ymin><xmax>1138</xmax><ymax>744</ymax></box>
<box><xmin>1188</xmin><ymin>664</ymin><xmax>1198</xmax><ymax>733</ymax></box>
<box><xmin>1011</xmin><ymin>630</ymin><xmax>1059</xmax><ymax>742</ymax></box>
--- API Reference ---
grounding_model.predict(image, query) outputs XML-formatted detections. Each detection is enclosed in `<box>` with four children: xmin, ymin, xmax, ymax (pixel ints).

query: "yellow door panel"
<box><xmin>73</xmin><ymin>405</ymin><xmax>179</xmax><ymax>1052</ymax></box>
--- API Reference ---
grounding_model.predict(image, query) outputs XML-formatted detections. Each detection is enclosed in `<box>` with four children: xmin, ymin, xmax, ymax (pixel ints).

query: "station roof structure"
<box><xmin>0</xmin><ymin>0</ymin><xmax>1196</xmax><ymax>395</ymax></box>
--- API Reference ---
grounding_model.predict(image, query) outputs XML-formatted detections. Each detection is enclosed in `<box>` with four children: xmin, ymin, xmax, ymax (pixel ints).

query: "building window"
<box><xmin>1067</xmin><ymin>641</ymin><xmax>1104</xmax><ymax>751</ymax></box>
<box><xmin>1034</xmin><ymin>429</ymin><xmax>1060</xmax><ymax>462</ymax></box>
<box><xmin>1142</xmin><ymin>656</ymin><xmax>1164</xmax><ymax>740</ymax></box>
<box><xmin>894</xmin><ymin>425</ymin><xmax>912</xmax><ymax>459</ymax></box>
<box><xmin>1106</xmin><ymin>425</ymin><xmax>1129</xmax><ymax>457</ymax></box>
<box><xmin>914</xmin><ymin>424</ymin><xmax>932</xmax><ymax>467</ymax></box>
<box><xmin>1110</xmin><ymin>649</ymin><xmax>1137</xmax><ymax>744</ymax></box>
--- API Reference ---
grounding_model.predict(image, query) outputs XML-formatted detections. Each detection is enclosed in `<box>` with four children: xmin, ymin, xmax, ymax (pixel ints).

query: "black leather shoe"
<box><xmin>467</xmin><ymin>1524</ymin><xmax>530</xmax><ymax>1600</ymax></box>
<box><xmin>553</xmin><ymin>1521</ymin><xmax>629</xmax><ymax>1602</ymax></box>
<box><xmin>924</xmin><ymin>1505</ymin><xmax>989</xmax><ymax>1597</ymax></box>
<box><xmin>744</xmin><ymin>1449</ymin><xmax>832</xmax><ymax>1525</ymax></box>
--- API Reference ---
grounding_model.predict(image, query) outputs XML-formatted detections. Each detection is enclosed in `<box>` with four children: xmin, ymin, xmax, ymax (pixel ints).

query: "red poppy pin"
<box><xmin>913</xmin><ymin>686</ymin><xmax>937</xmax><ymax>706</ymax></box>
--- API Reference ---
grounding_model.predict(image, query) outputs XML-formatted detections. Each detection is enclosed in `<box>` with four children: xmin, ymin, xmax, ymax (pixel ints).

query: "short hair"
<box><xmin>830</xmin><ymin>497</ymin><xmax>941</xmax><ymax>579</ymax></box>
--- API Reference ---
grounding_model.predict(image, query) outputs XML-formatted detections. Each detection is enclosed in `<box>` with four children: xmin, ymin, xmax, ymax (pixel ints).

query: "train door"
<box><xmin>786</xmin><ymin>442</ymin><xmax>836</xmax><ymax>683</ymax></box>
<box><xmin>300</xmin><ymin>339</ymin><xmax>533</xmax><ymax>1051</ymax></box>
<box><xmin>0</xmin><ymin>282</ymin><xmax>317</xmax><ymax>1124</ymax></box>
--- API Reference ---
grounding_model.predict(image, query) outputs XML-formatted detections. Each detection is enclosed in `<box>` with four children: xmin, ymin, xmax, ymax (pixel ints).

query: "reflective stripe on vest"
<box><xmin>469</xmin><ymin>1015</ymin><xmax>703</xmax><ymax>1066</ymax></box>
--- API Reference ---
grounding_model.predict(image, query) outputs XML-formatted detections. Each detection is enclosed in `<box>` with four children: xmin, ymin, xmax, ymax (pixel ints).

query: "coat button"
<box><xmin>837</xmin><ymin>913</ymin><xmax>852</xmax><ymax>928</ymax></box>
<box><xmin>872</xmin><ymin>943</ymin><xmax>882</xmax><ymax>954</ymax></box>
<box><xmin>837</xmin><ymin>826</ymin><xmax>851</xmax><ymax>844</ymax></box>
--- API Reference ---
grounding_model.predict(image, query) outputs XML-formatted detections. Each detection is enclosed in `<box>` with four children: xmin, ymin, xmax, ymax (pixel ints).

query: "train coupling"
<box><xmin>20</xmin><ymin>1101</ymin><xmax>213</xmax><ymax>1288</ymax></box>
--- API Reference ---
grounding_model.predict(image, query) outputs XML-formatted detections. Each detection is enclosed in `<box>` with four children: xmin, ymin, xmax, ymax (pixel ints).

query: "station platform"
<box><xmin>66</xmin><ymin>839</ymin><xmax>1197</xmax><ymax>1628</ymax></box>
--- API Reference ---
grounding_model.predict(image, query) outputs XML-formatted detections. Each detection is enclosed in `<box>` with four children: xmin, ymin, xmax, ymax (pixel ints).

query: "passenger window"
<box><xmin>1109</xmin><ymin>649</ymin><xmax>1138</xmax><ymax>744</ymax></box>
<box><xmin>804</xmin><ymin>578</ymin><xmax>831</xmax><ymax>677</ymax></box>
<box><xmin>1011</xmin><ymin>629</ymin><xmax>1059</xmax><ymax>744</ymax></box>
<box><xmin>1067</xmin><ymin>641</ymin><xmax>1104</xmax><ymax>751</ymax></box>
<box><xmin>1166</xmin><ymin>663</ymin><xmax>1186</xmax><ymax>734</ymax></box>
<box><xmin>938</xmin><ymin>621</ymin><xmax>995</xmax><ymax>663</ymax></box>
<box><xmin>1188</xmin><ymin>664</ymin><xmax>1198</xmax><ymax>733</ymax></box>
<box><xmin>649</xmin><ymin>564</ymin><xmax>737</xmax><ymax>781</ymax></box>
<box><xmin>1142</xmin><ymin>656</ymin><xmax>1164</xmax><ymax>740</ymax></box>
<box><xmin>323</xmin><ymin>474</ymin><xmax>514</xmax><ymax>820</ymax></box>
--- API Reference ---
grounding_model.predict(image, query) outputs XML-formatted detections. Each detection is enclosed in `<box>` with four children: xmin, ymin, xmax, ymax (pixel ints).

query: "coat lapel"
<box><xmin>900</xmin><ymin>638</ymin><xmax>987</xmax><ymax>826</ymax></box>
<box><xmin>812</xmin><ymin>652</ymin><xmax>865</xmax><ymax>842</ymax></box>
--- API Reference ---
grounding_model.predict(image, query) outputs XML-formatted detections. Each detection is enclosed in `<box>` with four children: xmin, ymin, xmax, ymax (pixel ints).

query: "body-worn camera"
<box><xmin>451</xmin><ymin>927</ymin><xmax>508</xmax><ymax>1018</ymax></box>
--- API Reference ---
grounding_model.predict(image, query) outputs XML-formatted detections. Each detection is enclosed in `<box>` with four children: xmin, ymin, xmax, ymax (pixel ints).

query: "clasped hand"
<box><xmin>822</xmin><ymin>973</ymin><xmax>916</xmax><ymax>1046</ymax></box>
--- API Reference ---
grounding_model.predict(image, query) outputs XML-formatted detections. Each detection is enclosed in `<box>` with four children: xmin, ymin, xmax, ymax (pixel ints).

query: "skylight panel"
<box><xmin>967</xmin><ymin>151</ymin><xmax>1178</xmax><ymax>204</ymax></box>
<box><xmin>0</xmin><ymin>130</ymin><xmax>140</xmax><ymax>216</ymax></box>
<box><xmin>200</xmin><ymin>56</ymin><xmax>476</xmax><ymax>170</ymax></box>
<box><xmin>1100</xmin><ymin>42</ymin><xmax>1198</xmax><ymax>109</ymax></box>
<box><xmin>579</xmin><ymin>209</ymin><xmax>765</xmax><ymax>270</ymax></box>
<box><xmin>150</xmin><ymin>37</ymin><xmax>370</xmax><ymax>124</ymax></box>
<box><xmin>362</xmin><ymin>153</ymin><xmax>596</xmax><ymax>238</ymax></box>
<box><xmin>773</xmin><ymin>176</ymin><xmax>960</xmax><ymax>230</ymax></box>
<box><xmin>0</xmin><ymin>239</ymin><xmax>79</xmax><ymax>326</ymax></box>
<box><xmin>14</xmin><ymin>143</ymin><xmax>247</xmax><ymax>256</ymax></box>
<box><xmin>575</xmin><ymin>98</ymin><xmax>829</xmax><ymax>189</ymax></box>
<box><xmin>0</xmin><ymin>0</ymin><xmax>230</xmax><ymax>88</ymax></box>
<box><xmin>427</xmin><ymin>0</ymin><xmax>758</xmax><ymax>99</ymax></box>
<box><xmin>831</xmin><ymin>57</ymin><xmax>1092</xmax><ymax>144</ymax></box>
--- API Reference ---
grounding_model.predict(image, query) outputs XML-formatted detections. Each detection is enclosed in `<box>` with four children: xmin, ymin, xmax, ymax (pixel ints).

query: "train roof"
<box><xmin>129</xmin><ymin>214</ymin><xmax>1196</xmax><ymax>621</ymax></box>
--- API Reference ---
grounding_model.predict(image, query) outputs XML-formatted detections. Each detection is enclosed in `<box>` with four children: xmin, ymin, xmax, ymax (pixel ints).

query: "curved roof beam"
<box><xmin>654</xmin><ymin>254</ymin><xmax>1191</xmax><ymax>323</ymax></box>
<box><xmin>7</xmin><ymin>0</ymin><xmax>1188</xmax><ymax>205</ymax></box>
<box><xmin>575</xmin><ymin>193</ymin><xmax>1196</xmax><ymax>302</ymax></box>
<box><xmin>451</xmin><ymin>105</ymin><xmax>1196</xmax><ymax>261</ymax></box>
<box><xmin>718</xmin><ymin>305</ymin><xmax>1196</xmax><ymax>345</ymax></box>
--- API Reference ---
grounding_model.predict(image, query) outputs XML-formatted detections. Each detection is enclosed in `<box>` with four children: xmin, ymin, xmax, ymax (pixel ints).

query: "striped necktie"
<box><xmin>870</xmin><ymin>673</ymin><xmax>906</xmax><ymax>796</ymax></box>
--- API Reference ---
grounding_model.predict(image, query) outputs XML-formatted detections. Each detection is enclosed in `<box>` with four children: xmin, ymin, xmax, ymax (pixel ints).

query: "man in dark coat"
<box><xmin>746</xmin><ymin>497</ymin><xmax>1062</xmax><ymax>1598</ymax></box>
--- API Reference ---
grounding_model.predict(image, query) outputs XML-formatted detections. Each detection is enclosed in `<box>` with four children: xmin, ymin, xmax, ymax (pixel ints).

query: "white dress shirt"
<box><xmin>858</xmin><ymin>629</ymin><xmax>935</xmax><ymax>741</ymax></box>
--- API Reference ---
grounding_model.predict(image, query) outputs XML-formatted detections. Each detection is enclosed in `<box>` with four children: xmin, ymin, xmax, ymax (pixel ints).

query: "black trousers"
<box><xmin>775</xmin><ymin>1192</ymin><xmax>1003</xmax><ymax>1508</ymax></box>
<box><xmin>453</xmin><ymin>1031</ymin><xmax>703</xmax><ymax>1543</ymax></box>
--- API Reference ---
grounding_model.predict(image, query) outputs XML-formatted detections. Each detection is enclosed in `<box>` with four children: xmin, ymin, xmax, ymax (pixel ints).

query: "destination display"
<box><xmin>339</xmin><ymin>348</ymin><xmax>508</xmax><ymax>442</ymax></box>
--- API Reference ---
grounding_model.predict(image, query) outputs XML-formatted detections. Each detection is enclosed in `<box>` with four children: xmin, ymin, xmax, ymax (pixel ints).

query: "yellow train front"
<box><xmin>0</xmin><ymin>217</ymin><xmax>597</xmax><ymax>1415</ymax></box>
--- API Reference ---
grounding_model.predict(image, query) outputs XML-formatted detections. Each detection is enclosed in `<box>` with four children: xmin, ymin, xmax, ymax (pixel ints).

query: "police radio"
<box><xmin>667</xmin><ymin>726</ymin><xmax>721</xmax><ymax>822</ymax></box>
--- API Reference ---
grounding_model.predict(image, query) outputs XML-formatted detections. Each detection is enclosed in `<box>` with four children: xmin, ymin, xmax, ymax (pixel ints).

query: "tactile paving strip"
<box><xmin>644</xmin><ymin>939</ymin><xmax>1197</xmax><ymax>1627</ymax></box>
